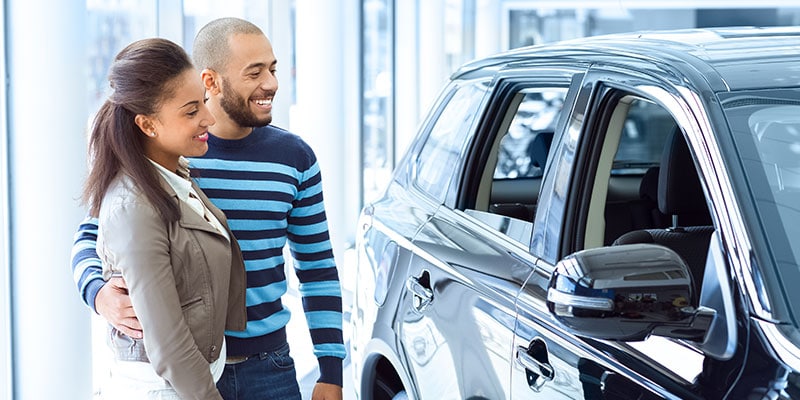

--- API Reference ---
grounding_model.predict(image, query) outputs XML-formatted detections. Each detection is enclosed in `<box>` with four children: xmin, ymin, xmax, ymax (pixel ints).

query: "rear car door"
<box><xmin>398</xmin><ymin>67</ymin><xmax>583</xmax><ymax>399</ymax></box>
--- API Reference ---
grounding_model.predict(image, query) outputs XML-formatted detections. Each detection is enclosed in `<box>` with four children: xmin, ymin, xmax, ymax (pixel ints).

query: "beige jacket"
<box><xmin>96</xmin><ymin>173</ymin><xmax>246</xmax><ymax>400</ymax></box>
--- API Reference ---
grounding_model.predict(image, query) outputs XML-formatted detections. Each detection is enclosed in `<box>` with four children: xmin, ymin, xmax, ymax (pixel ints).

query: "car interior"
<box><xmin>466</xmin><ymin>89</ymin><xmax>716</xmax><ymax>301</ymax></box>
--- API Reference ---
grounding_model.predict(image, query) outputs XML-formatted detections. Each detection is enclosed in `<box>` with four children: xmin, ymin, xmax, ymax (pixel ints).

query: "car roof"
<box><xmin>454</xmin><ymin>27</ymin><xmax>800</xmax><ymax>92</ymax></box>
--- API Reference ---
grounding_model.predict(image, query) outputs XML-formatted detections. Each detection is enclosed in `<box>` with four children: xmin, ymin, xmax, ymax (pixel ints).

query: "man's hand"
<box><xmin>94</xmin><ymin>276</ymin><xmax>142</xmax><ymax>339</ymax></box>
<box><xmin>311</xmin><ymin>382</ymin><xmax>343</xmax><ymax>400</ymax></box>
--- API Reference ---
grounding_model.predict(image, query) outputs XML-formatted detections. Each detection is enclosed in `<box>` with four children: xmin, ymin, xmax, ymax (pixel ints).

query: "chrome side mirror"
<box><xmin>546</xmin><ymin>244</ymin><xmax>714</xmax><ymax>342</ymax></box>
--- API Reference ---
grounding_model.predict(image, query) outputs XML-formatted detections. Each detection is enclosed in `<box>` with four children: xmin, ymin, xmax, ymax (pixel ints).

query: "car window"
<box><xmin>494</xmin><ymin>89</ymin><xmax>566</xmax><ymax>179</ymax></box>
<box><xmin>414</xmin><ymin>81</ymin><xmax>488</xmax><ymax>203</ymax></box>
<box><xmin>612</xmin><ymin>98</ymin><xmax>675</xmax><ymax>175</ymax></box>
<box><xmin>460</xmin><ymin>86</ymin><xmax>567</xmax><ymax>246</ymax></box>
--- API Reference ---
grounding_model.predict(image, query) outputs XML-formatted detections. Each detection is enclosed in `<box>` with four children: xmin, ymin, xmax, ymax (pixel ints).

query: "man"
<box><xmin>71</xmin><ymin>17</ymin><xmax>345</xmax><ymax>400</ymax></box>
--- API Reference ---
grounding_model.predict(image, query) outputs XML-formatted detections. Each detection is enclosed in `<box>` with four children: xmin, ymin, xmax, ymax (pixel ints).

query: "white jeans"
<box><xmin>100</xmin><ymin>340</ymin><xmax>226</xmax><ymax>399</ymax></box>
<box><xmin>100</xmin><ymin>360</ymin><xmax>181</xmax><ymax>400</ymax></box>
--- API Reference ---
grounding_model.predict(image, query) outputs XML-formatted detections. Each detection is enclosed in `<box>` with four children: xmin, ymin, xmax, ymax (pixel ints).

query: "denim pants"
<box><xmin>217</xmin><ymin>342</ymin><xmax>302</xmax><ymax>400</ymax></box>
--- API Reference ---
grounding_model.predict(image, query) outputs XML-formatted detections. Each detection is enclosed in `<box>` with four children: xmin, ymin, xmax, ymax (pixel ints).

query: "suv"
<box><xmin>350</xmin><ymin>27</ymin><xmax>800</xmax><ymax>400</ymax></box>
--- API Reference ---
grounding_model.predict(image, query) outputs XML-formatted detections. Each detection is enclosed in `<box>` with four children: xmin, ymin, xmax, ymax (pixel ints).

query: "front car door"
<box><xmin>512</xmin><ymin>64</ymin><xmax>741</xmax><ymax>399</ymax></box>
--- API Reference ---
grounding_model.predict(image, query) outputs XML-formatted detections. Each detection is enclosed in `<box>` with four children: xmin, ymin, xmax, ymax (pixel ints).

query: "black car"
<box><xmin>350</xmin><ymin>27</ymin><xmax>800</xmax><ymax>400</ymax></box>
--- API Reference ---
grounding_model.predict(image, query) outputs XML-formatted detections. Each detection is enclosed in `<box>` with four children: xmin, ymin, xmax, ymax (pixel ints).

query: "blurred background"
<box><xmin>2</xmin><ymin>0</ymin><xmax>800</xmax><ymax>398</ymax></box>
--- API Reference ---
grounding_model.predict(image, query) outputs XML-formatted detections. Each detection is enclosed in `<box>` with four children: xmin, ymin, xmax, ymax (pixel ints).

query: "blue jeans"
<box><xmin>217</xmin><ymin>343</ymin><xmax>302</xmax><ymax>400</ymax></box>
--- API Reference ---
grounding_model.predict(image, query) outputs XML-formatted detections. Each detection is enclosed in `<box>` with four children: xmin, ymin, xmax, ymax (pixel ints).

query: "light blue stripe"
<box><xmin>314</xmin><ymin>343</ymin><xmax>347</xmax><ymax>359</ymax></box>
<box><xmin>298</xmin><ymin>181</ymin><xmax>323</xmax><ymax>197</ymax></box>
<box><xmin>291</xmin><ymin>203</ymin><xmax>324</xmax><ymax>217</ymax></box>
<box><xmin>243</xmin><ymin>257</ymin><xmax>284</xmax><ymax>272</ymax></box>
<box><xmin>189</xmin><ymin>158</ymin><xmax>301</xmax><ymax>176</ymax></box>
<box><xmin>246</xmin><ymin>281</ymin><xmax>288</xmax><ymax>306</ymax></box>
<box><xmin>292</xmin><ymin>259</ymin><xmax>336</xmax><ymax>271</ymax></box>
<box><xmin>225</xmin><ymin>309</ymin><xmax>292</xmax><ymax>338</ymax></box>
<box><xmin>194</xmin><ymin>177</ymin><xmax>296</xmax><ymax>194</ymax></box>
<box><xmin>73</xmin><ymin>259</ymin><xmax>101</xmax><ymax>283</ymax></box>
<box><xmin>238</xmin><ymin>237</ymin><xmax>286</xmax><ymax>252</ymax></box>
<box><xmin>290</xmin><ymin>241</ymin><xmax>332</xmax><ymax>255</ymax></box>
<box><xmin>212</xmin><ymin>199</ymin><xmax>290</xmax><ymax>212</ymax></box>
<box><xmin>298</xmin><ymin>281</ymin><xmax>342</xmax><ymax>297</ymax></box>
<box><xmin>70</xmin><ymin>243</ymin><xmax>99</xmax><ymax>262</ymax></box>
<box><xmin>230</xmin><ymin>219</ymin><xmax>287</xmax><ymax>232</ymax></box>
<box><xmin>287</xmin><ymin>221</ymin><xmax>328</xmax><ymax>236</ymax></box>
<box><xmin>304</xmin><ymin>311</ymin><xmax>343</xmax><ymax>330</ymax></box>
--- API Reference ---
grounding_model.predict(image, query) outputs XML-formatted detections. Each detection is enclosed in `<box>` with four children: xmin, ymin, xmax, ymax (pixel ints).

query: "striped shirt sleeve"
<box><xmin>70</xmin><ymin>216</ymin><xmax>105</xmax><ymax>313</ymax></box>
<box><xmin>287</xmin><ymin>161</ymin><xmax>346</xmax><ymax>385</ymax></box>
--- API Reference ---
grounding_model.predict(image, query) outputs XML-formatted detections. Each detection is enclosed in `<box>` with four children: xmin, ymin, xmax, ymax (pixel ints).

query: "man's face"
<box><xmin>218</xmin><ymin>33</ymin><xmax>278</xmax><ymax>128</ymax></box>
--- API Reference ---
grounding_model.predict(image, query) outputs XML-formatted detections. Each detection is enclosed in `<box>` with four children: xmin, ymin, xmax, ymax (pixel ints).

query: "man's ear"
<box><xmin>201</xmin><ymin>68</ymin><xmax>221</xmax><ymax>95</ymax></box>
<box><xmin>134</xmin><ymin>114</ymin><xmax>156</xmax><ymax>137</ymax></box>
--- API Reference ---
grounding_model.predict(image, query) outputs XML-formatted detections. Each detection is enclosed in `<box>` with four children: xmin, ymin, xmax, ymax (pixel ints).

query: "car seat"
<box><xmin>613</xmin><ymin>127</ymin><xmax>714</xmax><ymax>299</ymax></box>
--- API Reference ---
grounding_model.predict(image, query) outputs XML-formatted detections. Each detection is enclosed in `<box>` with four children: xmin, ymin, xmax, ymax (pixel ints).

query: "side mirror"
<box><xmin>546</xmin><ymin>244</ymin><xmax>714</xmax><ymax>342</ymax></box>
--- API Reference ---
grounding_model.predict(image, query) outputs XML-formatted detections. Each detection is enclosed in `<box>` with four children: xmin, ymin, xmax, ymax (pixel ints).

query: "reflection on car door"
<box><xmin>399</xmin><ymin>208</ymin><xmax>536</xmax><ymax>400</ymax></box>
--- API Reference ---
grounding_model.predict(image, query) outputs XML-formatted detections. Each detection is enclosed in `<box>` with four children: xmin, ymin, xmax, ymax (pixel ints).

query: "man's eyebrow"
<box><xmin>244</xmin><ymin>60</ymin><xmax>277</xmax><ymax>71</ymax></box>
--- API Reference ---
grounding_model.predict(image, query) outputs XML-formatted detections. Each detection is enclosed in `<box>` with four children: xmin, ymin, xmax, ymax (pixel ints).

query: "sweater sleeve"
<box><xmin>286</xmin><ymin>161</ymin><xmax>346</xmax><ymax>387</ymax></box>
<box><xmin>71</xmin><ymin>216</ymin><xmax>105</xmax><ymax>313</ymax></box>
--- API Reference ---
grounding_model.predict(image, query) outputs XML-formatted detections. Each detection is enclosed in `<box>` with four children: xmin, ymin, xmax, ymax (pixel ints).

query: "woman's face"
<box><xmin>144</xmin><ymin>68</ymin><xmax>215</xmax><ymax>170</ymax></box>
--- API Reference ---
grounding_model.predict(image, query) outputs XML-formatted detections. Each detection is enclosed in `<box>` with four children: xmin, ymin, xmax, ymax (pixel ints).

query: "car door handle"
<box><xmin>516</xmin><ymin>343</ymin><xmax>555</xmax><ymax>392</ymax></box>
<box><xmin>406</xmin><ymin>274</ymin><xmax>433</xmax><ymax>313</ymax></box>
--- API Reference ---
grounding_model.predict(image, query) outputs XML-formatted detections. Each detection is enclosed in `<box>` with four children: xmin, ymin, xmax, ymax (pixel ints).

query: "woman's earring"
<box><xmin>150</xmin><ymin>132</ymin><xmax>156</xmax><ymax>137</ymax></box>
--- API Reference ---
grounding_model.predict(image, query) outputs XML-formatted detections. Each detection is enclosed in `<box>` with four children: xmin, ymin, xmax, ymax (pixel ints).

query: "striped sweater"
<box><xmin>71</xmin><ymin>125</ymin><xmax>345</xmax><ymax>386</ymax></box>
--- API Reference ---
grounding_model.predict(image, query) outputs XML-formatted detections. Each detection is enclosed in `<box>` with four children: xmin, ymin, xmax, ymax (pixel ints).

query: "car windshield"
<box><xmin>720</xmin><ymin>88</ymin><xmax>800</xmax><ymax>328</ymax></box>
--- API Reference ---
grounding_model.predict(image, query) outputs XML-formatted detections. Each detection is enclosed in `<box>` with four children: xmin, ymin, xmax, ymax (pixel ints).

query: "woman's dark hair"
<box><xmin>83</xmin><ymin>38</ymin><xmax>194</xmax><ymax>222</ymax></box>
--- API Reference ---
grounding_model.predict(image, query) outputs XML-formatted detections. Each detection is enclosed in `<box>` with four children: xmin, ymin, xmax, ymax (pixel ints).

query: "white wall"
<box><xmin>7</xmin><ymin>0</ymin><xmax>93</xmax><ymax>399</ymax></box>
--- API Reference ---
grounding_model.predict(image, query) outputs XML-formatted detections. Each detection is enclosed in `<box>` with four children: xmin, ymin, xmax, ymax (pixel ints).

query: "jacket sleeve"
<box><xmin>71</xmin><ymin>216</ymin><xmax>105</xmax><ymax>313</ymax></box>
<box><xmin>286</xmin><ymin>161</ymin><xmax>345</xmax><ymax>387</ymax></box>
<box><xmin>98</xmin><ymin>201</ymin><xmax>222</xmax><ymax>400</ymax></box>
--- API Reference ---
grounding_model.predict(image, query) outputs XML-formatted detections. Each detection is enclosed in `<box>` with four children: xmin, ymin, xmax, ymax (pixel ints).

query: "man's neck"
<box><xmin>210</xmin><ymin>116</ymin><xmax>254</xmax><ymax>140</ymax></box>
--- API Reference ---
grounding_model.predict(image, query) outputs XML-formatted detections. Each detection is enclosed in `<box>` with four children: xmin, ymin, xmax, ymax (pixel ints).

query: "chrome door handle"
<box><xmin>406</xmin><ymin>275</ymin><xmax>433</xmax><ymax>312</ymax></box>
<box><xmin>516</xmin><ymin>345</ymin><xmax>554</xmax><ymax>392</ymax></box>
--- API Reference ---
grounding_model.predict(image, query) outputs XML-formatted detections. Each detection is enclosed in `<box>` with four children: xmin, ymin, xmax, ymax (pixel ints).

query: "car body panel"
<box><xmin>351</xmin><ymin>27</ymin><xmax>800</xmax><ymax>400</ymax></box>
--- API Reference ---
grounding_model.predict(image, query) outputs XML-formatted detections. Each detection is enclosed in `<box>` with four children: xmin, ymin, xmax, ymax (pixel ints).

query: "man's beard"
<box><xmin>219</xmin><ymin>77</ymin><xmax>272</xmax><ymax>128</ymax></box>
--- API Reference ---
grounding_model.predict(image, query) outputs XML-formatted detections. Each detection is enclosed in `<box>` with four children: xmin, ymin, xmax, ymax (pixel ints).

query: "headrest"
<box><xmin>528</xmin><ymin>131</ymin><xmax>554</xmax><ymax>169</ymax></box>
<box><xmin>658</xmin><ymin>128</ymin><xmax>707</xmax><ymax>215</ymax></box>
<box><xmin>639</xmin><ymin>166</ymin><xmax>659</xmax><ymax>202</ymax></box>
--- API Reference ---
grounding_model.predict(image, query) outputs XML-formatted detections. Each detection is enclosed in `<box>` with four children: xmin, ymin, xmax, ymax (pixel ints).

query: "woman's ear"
<box><xmin>134</xmin><ymin>114</ymin><xmax>156</xmax><ymax>137</ymax></box>
<box><xmin>201</xmin><ymin>68</ymin><xmax>221</xmax><ymax>95</ymax></box>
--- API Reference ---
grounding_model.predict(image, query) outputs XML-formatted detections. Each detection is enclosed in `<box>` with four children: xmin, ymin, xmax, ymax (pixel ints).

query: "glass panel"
<box><xmin>505</xmin><ymin>7</ymin><xmax>800</xmax><ymax>49</ymax></box>
<box><xmin>87</xmin><ymin>0</ymin><xmax>158</xmax><ymax>117</ymax></box>
<box><xmin>414</xmin><ymin>81</ymin><xmax>487</xmax><ymax>202</ymax></box>
<box><xmin>362</xmin><ymin>0</ymin><xmax>394</xmax><ymax>204</ymax></box>
<box><xmin>722</xmin><ymin>89</ymin><xmax>800</xmax><ymax>332</ymax></box>
<box><xmin>494</xmin><ymin>88</ymin><xmax>566</xmax><ymax>179</ymax></box>
<box><xmin>612</xmin><ymin>98</ymin><xmax>675</xmax><ymax>175</ymax></box>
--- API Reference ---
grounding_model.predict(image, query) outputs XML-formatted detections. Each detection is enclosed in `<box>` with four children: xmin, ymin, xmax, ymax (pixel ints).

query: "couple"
<box><xmin>76</xmin><ymin>17</ymin><xmax>345</xmax><ymax>400</ymax></box>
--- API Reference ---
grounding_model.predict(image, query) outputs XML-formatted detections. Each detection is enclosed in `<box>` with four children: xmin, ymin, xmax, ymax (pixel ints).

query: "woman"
<box><xmin>82</xmin><ymin>38</ymin><xmax>246</xmax><ymax>399</ymax></box>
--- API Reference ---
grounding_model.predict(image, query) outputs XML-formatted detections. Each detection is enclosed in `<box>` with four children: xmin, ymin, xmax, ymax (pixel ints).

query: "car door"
<box><xmin>512</xmin><ymin>66</ymin><xmax>730</xmax><ymax>399</ymax></box>
<box><xmin>396</xmin><ymin>69</ymin><xmax>582</xmax><ymax>400</ymax></box>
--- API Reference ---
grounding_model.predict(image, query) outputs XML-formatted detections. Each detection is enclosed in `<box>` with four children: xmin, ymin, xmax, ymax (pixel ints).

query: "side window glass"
<box><xmin>494</xmin><ymin>89</ymin><xmax>566</xmax><ymax>179</ymax></box>
<box><xmin>612</xmin><ymin>99</ymin><xmax>675</xmax><ymax>175</ymax></box>
<box><xmin>464</xmin><ymin>86</ymin><xmax>567</xmax><ymax>246</ymax></box>
<box><xmin>414</xmin><ymin>81</ymin><xmax>488</xmax><ymax>202</ymax></box>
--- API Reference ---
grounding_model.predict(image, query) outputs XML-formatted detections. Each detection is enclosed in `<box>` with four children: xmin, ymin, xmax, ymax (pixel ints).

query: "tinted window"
<box><xmin>414</xmin><ymin>81</ymin><xmax>488</xmax><ymax>202</ymax></box>
<box><xmin>721</xmin><ymin>88</ymin><xmax>800</xmax><ymax>330</ymax></box>
<box><xmin>613</xmin><ymin>98</ymin><xmax>675</xmax><ymax>175</ymax></box>
<box><xmin>494</xmin><ymin>89</ymin><xmax>566</xmax><ymax>179</ymax></box>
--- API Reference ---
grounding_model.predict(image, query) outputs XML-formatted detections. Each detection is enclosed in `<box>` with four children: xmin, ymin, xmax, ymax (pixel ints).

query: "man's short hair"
<box><xmin>193</xmin><ymin>17</ymin><xmax>264</xmax><ymax>72</ymax></box>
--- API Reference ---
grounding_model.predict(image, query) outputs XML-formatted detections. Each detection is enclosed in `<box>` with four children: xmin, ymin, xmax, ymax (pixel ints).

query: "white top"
<box><xmin>149</xmin><ymin>158</ymin><xmax>230</xmax><ymax>241</ymax></box>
